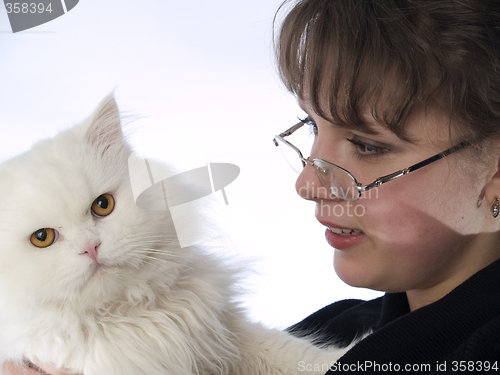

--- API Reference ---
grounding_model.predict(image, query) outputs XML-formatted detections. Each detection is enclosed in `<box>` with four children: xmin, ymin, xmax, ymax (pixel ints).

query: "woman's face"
<box><xmin>295</xmin><ymin>101</ymin><xmax>499</xmax><ymax>307</ymax></box>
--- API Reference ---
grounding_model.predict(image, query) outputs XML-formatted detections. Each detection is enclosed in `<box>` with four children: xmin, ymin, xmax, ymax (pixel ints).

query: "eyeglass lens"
<box><xmin>275</xmin><ymin>136</ymin><xmax>359</xmax><ymax>200</ymax></box>
<box><xmin>275</xmin><ymin>137</ymin><xmax>304</xmax><ymax>173</ymax></box>
<box><xmin>313</xmin><ymin>159</ymin><xmax>359</xmax><ymax>201</ymax></box>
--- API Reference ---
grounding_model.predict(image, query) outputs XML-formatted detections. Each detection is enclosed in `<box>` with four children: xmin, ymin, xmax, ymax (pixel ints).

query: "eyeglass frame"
<box><xmin>273</xmin><ymin>120</ymin><xmax>472</xmax><ymax>201</ymax></box>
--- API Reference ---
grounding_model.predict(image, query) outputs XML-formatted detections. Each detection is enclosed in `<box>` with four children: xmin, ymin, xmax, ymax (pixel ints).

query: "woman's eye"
<box><xmin>30</xmin><ymin>228</ymin><xmax>57</xmax><ymax>248</ymax></box>
<box><xmin>298</xmin><ymin>116</ymin><xmax>318</xmax><ymax>136</ymax></box>
<box><xmin>91</xmin><ymin>194</ymin><xmax>115</xmax><ymax>217</ymax></box>
<box><xmin>347</xmin><ymin>138</ymin><xmax>387</xmax><ymax>157</ymax></box>
<box><xmin>360</xmin><ymin>143</ymin><xmax>378</xmax><ymax>153</ymax></box>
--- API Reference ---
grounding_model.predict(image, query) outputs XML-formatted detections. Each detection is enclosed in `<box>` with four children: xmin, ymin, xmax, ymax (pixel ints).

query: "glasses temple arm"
<box><xmin>359</xmin><ymin>169</ymin><xmax>410</xmax><ymax>192</ymax></box>
<box><xmin>279</xmin><ymin>121</ymin><xmax>305</xmax><ymax>138</ymax></box>
<box><xmin>359</xmin><ymin>140</ymin><xmax>472</xmax><ymax>192</ymax></box>
<box><xmin>406</xmin><ymin>140</ymin><xmax>471</xmax><ymax>172</ymax></box>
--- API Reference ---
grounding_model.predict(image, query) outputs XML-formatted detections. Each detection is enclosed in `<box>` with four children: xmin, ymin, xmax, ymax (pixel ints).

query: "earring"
<box><xmin>492</xmin><ymin>196</ymin><xmax>500</xmax><ymax>218</ymax></box>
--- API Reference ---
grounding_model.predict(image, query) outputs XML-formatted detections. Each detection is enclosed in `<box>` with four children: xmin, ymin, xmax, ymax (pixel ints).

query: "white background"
<box><xmin>0</xmin><ymin>0</ymin><xmax>381</xmax><ymax>329</ymax></box>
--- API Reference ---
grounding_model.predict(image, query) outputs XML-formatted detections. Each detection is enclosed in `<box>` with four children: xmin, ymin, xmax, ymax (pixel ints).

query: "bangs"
<box><xmin>274</xmin><ymin>0</ymin><xmax>444</xmax><ymax>140</ymax></box>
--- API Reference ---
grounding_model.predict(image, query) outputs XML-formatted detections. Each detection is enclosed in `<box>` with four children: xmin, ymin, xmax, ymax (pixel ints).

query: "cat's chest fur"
<box><xmin>1</xmin><ymin>251</ymin><xmax>242</xmax><ymax>374</ymax></box>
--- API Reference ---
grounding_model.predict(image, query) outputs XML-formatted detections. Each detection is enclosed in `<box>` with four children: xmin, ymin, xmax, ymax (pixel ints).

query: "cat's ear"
<box><xmin>85</xmin><ymin>93</ymin><xmax>125</xmax><ymax>155</ymax></box>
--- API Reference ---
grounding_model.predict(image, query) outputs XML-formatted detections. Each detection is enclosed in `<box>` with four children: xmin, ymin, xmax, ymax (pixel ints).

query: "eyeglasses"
<box><xmin>273</xmin><ymin>120</ymin><xmax>471</xmax><ymax>201</ymax></box>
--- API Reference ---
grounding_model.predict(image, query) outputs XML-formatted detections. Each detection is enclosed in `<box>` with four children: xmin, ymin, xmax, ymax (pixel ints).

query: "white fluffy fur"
<box><xmin>0</xmin><ymin>95</ymin><xmax>348</xmax><ymax>375</ymax></box>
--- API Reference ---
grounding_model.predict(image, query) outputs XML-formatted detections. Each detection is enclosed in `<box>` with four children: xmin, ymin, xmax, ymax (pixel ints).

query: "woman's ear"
<box><xmin>482</xmin><ymin>141</ymin><xmax>500</xmax><ymax>216</ymax></box>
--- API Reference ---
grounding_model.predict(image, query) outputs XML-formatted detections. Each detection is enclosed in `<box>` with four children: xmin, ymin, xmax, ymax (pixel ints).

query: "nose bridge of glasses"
<box><xmin>312</xmin><ymin>159</ymin><xmax>361</xmax><ymax>201</ymax></box>
<box><xmin>274</xmin><ymin>126</ymin><xmax>360</xmax><ymax>200</ymax></box>
<box><xmin>275</xmin><ymin>139</ymin><xmax>361</xmax><ymax>201</ymax></box>
<box><xmin>303</xmin><ymin>157</ymin><xmax>314</xmax><ymax>166</ymax></box>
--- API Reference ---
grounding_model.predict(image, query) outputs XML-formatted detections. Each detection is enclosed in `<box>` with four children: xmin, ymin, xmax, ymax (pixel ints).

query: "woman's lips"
<box><xmin>316</xmin><ymin>218</ymin><xmax>366</xmax><ymax>249</ymax></box>
<box><xmin>324</xmin><ymin>226</ymin><xmax>366</xmax><ymax>249</ymax></box>
<box><xmin>327</xmin><ymin>227</ymin><xmax>364</xmax><ymax>236</ymax></box>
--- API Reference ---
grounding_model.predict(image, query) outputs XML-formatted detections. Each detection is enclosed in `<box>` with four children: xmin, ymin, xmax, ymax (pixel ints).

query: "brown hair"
<box><xmin>274</xmin><ymin>0</ymin><xmax>500</xmax><ymax>143</ymax></box>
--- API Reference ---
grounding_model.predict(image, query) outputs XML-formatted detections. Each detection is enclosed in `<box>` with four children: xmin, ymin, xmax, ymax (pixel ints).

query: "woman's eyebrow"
<box><xmin>296</xmin><ymin>100</ymin><xmax>405</xmax><ymax>143</ymax></box>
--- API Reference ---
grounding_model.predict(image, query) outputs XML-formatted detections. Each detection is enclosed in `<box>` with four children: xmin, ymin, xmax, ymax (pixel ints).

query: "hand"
<box><xmin>2</xmin><ymin>360</ymin><xmax>78</xmax><ymax>375</ymax></box>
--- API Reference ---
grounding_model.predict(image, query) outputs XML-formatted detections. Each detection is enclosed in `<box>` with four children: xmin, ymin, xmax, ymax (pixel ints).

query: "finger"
<box><xmin>32</xmin><ymin>360</ymin><xmax>79</xmax><ymax>375</ymax></box>
<box><xmin>2</xmin><ymin>360</ymin><xmax>41</xmax><ymax>375</ymax></box>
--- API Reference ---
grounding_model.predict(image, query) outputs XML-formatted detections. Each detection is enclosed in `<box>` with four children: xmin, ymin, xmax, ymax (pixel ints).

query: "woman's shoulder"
<box><xmin>288</xmin><ymin>296</ymin><xmax>387</xmax><ymax>348</ymax></box>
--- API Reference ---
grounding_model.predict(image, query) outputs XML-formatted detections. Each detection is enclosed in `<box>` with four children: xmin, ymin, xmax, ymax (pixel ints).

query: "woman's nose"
<box><xmin>296</xmin><ymin>161</ymin><xmax>339</xmax><ymax>201</ymax></box>
<box><xmin>295</xmin><ymin>131</ymin><xmax>346</xmax><ymax>201</ymax></box>
<box><xmin>296</xmin><ymin>161</ymin><xmax>319</xmax><ymax>200</ymax></box>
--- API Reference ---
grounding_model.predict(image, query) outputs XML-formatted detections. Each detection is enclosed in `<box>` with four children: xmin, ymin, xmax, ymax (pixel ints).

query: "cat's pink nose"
<box><xmin>80</xmin><ymin>242</ymin><xmax>100</xmax><ymax>262</ymax></box>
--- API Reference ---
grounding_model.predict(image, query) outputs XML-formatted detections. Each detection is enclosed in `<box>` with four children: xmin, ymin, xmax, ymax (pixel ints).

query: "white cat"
<box><xmin>0</xmin><ymin>95</ymin><xmax>347</xmax><ymax>375</ymax></box>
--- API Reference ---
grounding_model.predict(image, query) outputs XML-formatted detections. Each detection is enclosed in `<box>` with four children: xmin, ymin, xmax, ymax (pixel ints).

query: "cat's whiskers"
<box><xmin>132</xmin><ymin>247</ymin><xmax>182</xmax><ymax>257</ymax></box>
<box><xmin>133</xmin><ymin>255</ymin><xmax>170</xmax><ymax>268</ymax></box>
<box><xmin>126</xmin><ymin>233</ymin><xmax>178</xmax><ymax>241</ymax></box>
<box><xmin>141</xmin><ymin>254</ymin><xmax>172</xmax><ymax>265</ymax></box>
<box><xmin>130</xmin><ymin>241</ymin><xmax>179</xmax><ymax>248</ymax></box>
<box><xmin>138</xmin><ymin>248</ymin><xmax>180</xmax><ymax>257</ymax></box>
<box><xmin>128</xmin><ymin>235</ymin><xmax>172</xmax><ymax>240</ymax></box>
<box><xmin>126</xmin><ymin>248</ymin><xmax>175</xmax><ymax>264</ymax></box>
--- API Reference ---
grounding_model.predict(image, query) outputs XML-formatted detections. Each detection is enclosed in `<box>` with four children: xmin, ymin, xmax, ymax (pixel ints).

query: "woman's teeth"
<box><xmin>328</xmin><ymin>227</ymin><xmax>364</xmax><ymax>236</ymax></box>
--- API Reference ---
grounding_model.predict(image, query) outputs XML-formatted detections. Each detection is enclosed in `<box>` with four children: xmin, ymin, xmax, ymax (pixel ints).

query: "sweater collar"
<box><xmin>340</xmin><ymin>256</ymin><xmax>500</xmax><ymax>363</ymax></box>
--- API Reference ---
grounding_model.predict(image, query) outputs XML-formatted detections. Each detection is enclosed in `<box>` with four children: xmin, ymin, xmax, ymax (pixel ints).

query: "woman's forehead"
<box><xmin>298</xmin><ymin>97</ymin><xmax>455</xmax><ymax>146</ymax></box>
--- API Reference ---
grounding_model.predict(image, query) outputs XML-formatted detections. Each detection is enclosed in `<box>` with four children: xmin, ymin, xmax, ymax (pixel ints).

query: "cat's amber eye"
<box><xmin>30</xmin><ymin>228</ymin><xmax>56</xmax><ymax>248</ymax></box>
<box><xmin>91</xmin><ymin>194</ymin><xmax>115</xmax><ymax>217</ymax></box>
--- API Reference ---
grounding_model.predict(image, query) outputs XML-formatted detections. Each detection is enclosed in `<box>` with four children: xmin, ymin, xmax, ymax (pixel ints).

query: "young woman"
<box><xmin>273</xmin><ymin>0</ymin><xmax>500</xmax><ymax>372</ymax></box>
<box><xmin>6</xmin><ymin>0</ymin><xmax>500</xmax><ymax>373</ymax></box>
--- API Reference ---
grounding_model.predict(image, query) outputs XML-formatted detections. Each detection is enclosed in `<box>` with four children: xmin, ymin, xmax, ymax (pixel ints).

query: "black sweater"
<box><xmin>289</xmin><ymin>258</ymin><xmax>500</xmax><ymax>374</ymax></box>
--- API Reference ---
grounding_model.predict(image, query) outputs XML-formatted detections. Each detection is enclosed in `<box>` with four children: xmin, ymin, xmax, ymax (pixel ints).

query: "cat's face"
<box><xmin>0</xmin><ymin>95</ymin><xmax>176</xmax><ymax>307</ymax></box>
